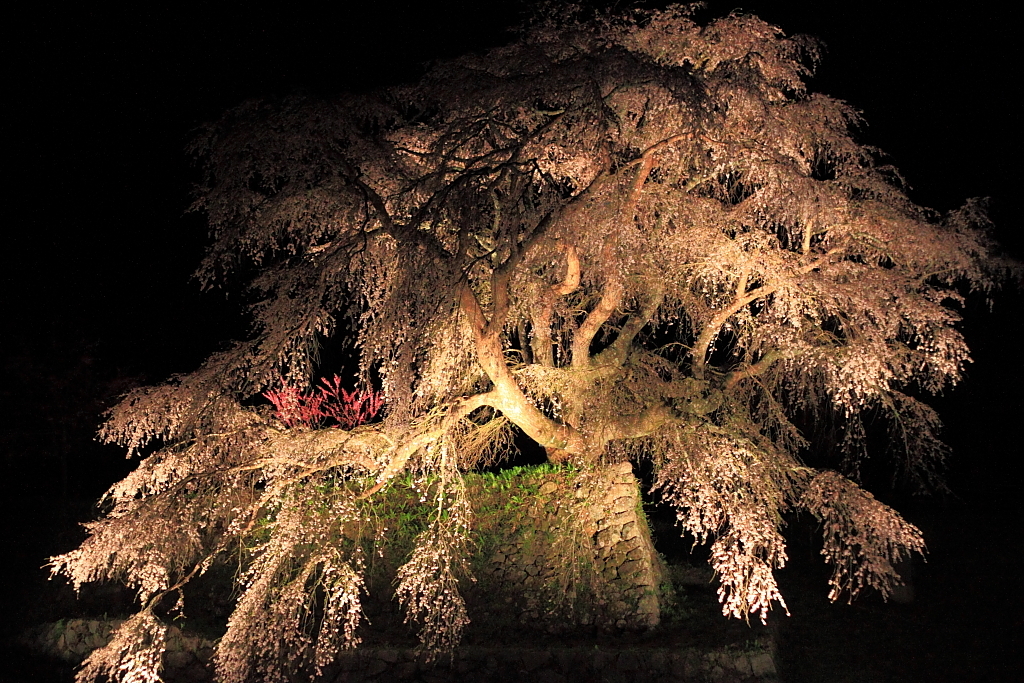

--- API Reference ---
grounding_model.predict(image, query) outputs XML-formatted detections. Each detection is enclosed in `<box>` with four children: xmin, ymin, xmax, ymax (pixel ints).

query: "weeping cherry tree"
<box><xmin>51</xmin><ymin>5</ymin><xmax>1008</xmax><ymax>682</ymax></box>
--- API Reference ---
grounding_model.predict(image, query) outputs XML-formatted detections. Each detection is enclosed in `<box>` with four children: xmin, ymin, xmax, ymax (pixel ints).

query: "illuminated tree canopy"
<box><xmin>52</xmin><ymin>6</ymin><xmax>1008</xmax><ymax>682</ymax></box>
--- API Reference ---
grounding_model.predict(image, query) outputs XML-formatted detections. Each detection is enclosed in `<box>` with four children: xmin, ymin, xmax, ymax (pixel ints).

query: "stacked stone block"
<box><xmin>585</xmin><ymin>461</ymin><xmax>666</xmax><ymax>628</ymax></box>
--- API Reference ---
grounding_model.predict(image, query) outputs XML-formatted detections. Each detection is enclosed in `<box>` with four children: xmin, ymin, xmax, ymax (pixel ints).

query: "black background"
<box><xmin>4</xmin><ymin>2</ymin><xmax>1021</xmax><ymax>681</ymax></box>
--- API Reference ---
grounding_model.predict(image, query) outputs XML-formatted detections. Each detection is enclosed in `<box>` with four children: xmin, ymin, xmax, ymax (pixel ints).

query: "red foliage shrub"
<box><xmin>263</xmin><ymin>375</ymin><xmax>383</xmax><ymax>429</ymax></box>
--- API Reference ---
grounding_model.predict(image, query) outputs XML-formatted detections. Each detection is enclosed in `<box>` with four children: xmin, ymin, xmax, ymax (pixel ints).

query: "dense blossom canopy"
<box><xmin>52</xmin><ymin>6</ymin><xmax>1006</xmax><ymax>682</ymax></box>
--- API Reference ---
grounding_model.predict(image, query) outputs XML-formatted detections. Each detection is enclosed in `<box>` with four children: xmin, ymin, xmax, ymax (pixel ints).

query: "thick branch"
<box><xmin>593</xmin><ymin>283</ymin><xmax>665</xmax><ymax>367</ymax></box>
<box><xmin>532</xmin><ymin>306</ymin><xmax>556</xmax><ymax>367</ymax></box>
<box><xmin>723</xmin><ymin>349</ymin><xmax>791</xmax><ymax>390</ymax></box>
<box><xmin>600</xmin><ymin>402</ymin><xmax>679</xmax><ymax>442</ymax></box>
<box><xmin>459</xmin><ymin>284</ymin><xmax>587</xmax><ymax>453</ymax></box>
<box><xmin>693</xmin><ymin>250</ymin><xmax>841</xmax><ymax>380</ymax></box>
<box><xmin>620</xmin><ymin>132</ymin><xmax>695</xmax><ymax>173</ymax></box>
<box><xmin>351</xmin><ymin>175</ymin><xmax>451</xmax><ymax>263</ymax></box>
<box><xmin>552</xmin><ymin>244</ymin><xmax>583</xmax><ymax>297</ymax></box>
<box><xmin>628</xmin><ymin>154</ymin><xmax>656</xmax><ymax>206</ymax></box>
<box><xmin>250</xmin><ymin>427</ymin><xmax>386</xmax><ymax>475</ymax></box>
<box><xmin>692</xmin><ymin>285</ymin><xmax>778</xmax><ymax>381</ymax></box>
<box><xmin>571</xmin><ymin>138</ymin><xmax>671</xmax><ymax>367</ymax></box>
<box><xmin>531</xmin><ymin>245</ymin><xmax>581</xmax><ymax>366</ymax></box>
<box><xmin>359</xmin><ymin>392</ymin><xmax>494</xmax><ymax>498</ymax></box>
<box><xmin>571</xmin><ymin>235</ymin><xmax>625</xmax><ymax>368</ymax></box>
<box><xmin>736</xmin><ymin>264</ymin><xmax>750</xmax><ymax>299</ymax></box>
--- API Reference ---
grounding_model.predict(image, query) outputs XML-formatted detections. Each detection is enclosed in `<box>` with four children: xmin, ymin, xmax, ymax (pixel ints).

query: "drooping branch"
<box><xmin>619</xmin><ymin>132</ymin><xmax>695</xmax><ymax>177</ymax></box>
<box><xmin>349</xmin><ymin>173</ymin><xmax>452</xmax><ymax>263</ymax></box>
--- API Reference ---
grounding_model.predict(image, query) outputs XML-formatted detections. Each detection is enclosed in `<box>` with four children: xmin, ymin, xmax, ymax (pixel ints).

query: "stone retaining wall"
<box><xmin>464</xmin><ymin>462</ymin><xmax>666</xmax><ymax>631</ymax></box>
<box><xmin>23</xmin><ymin>619</ymin><xmax>777</xmax><ymax>682</ymax></box>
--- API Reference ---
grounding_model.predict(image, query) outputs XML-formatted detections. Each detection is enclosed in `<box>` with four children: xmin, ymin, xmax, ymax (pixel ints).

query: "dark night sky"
<box><xmin>4</xmin><ymin>1</ymin><xmax>1022</xmax><ymax>678</ymax></box>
